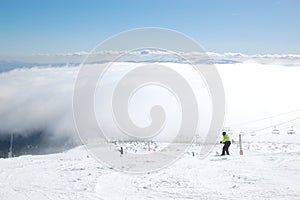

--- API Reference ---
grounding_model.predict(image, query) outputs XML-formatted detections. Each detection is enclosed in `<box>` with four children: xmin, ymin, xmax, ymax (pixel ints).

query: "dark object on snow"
<box><xmin>119</xmin><ymin>147</ymin><xmax>124</xmax><ymax>155</ymax></box>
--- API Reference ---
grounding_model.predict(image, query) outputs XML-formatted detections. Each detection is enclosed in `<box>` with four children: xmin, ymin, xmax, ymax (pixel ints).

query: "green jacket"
<box><xmin>222</xmin><ymin>134</ymin><xmax>231</xmax><ymax>144</ymax></box>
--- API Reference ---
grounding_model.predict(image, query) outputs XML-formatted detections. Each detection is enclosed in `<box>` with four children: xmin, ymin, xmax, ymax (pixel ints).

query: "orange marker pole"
<box><xmin>148</xmin><ymin>143</ymin><xmax>150</xmax><ymax>152</ymax></box>
<box><xmin>239</xmin><ymin>134</ymin><xmax>243</xmax><ymax>155</ymax></box>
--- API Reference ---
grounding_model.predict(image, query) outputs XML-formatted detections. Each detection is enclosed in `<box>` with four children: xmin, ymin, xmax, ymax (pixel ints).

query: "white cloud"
<box><xmin>0</xmin><ymin>67</ymin><xmax>79</xmax><ymax>143</ymax></box>
<box><xmin>0</xmin><ymin>60</ymin><xmax>300</xmax><ymax>154</ymax></box>
<box><xmin>1</xmin><ymin>51</ymin><xmax>300</xmax><ymax>66</ymax></box>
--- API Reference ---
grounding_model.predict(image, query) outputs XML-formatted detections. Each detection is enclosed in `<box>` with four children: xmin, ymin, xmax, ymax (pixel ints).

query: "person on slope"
<box><xmin>220</xmin><ymin>132</ymin><xmax>231</xmax><ymax>156</ymax></box>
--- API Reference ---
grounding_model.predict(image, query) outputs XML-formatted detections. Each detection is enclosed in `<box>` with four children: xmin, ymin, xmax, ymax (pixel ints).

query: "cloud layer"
<box><xmin>0</xmin><ymin>67</ymin><xmax>79</xmax><ymax>155</ymax></box>
<box><xmin>1</xmin><ymin>51</ymin><xmax>300</xmax><ymax>69</ymax></box>
<box><xmin>0</xmin><ymin>60</ymin><xmax>300</xmax><ymax>156</ymax></box>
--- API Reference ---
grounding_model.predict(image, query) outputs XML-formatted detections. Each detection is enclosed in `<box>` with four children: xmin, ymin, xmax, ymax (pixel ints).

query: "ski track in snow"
<box><xmin>1</xmin><ymin>143</ymin><xmax>300</xmax><ymax>200</ymax></box>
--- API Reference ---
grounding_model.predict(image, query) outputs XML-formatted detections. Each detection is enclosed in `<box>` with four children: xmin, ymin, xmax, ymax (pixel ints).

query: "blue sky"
<box><xmin>1</xmin><ymin>0</ymin><xmax>300</xmax><ymax>56</ymax></box>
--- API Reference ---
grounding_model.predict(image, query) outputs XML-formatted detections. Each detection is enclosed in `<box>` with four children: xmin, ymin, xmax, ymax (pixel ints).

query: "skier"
<box><xmin>220</xmin><ymin>132</ymin><xmax>231</xmax><ymax>156</ymax></box>
<box><xmin>118</xmin><ymin>146</ymin><xmax>124</xmax><ymax>155</ymax></box>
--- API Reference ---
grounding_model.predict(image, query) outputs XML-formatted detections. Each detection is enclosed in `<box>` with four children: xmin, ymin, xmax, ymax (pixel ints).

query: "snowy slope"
<box><xmin>1</xmin><ymin>143</ymin><xmax>300</xmax><ymax>200</ymax></box>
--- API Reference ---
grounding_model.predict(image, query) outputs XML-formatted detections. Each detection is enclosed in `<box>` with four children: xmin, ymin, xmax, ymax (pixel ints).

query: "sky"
<box><xmin>1</xmin><ymin>0</ymin><xmax>300</xmax><ymax>56</ymax></box>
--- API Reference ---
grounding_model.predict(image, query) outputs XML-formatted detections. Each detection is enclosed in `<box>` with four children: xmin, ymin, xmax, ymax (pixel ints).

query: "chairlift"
<box><xmin>272</xmin><ymin>126</ymin><xmax>280</xmax><ymax>134</ymax></box>
<box><xmin>250</xmin><ymin>131</ymin><xmax>256</xmax><ymax>136</ymax></box>
<box><xmin>240</xmin><ymin>130</ymin><xmax>245</xmax><ymax>136</ymax></box>
<box><xmin>287</xmin><ymin>126</ymin><xmax>295</xmax><ymax>135</ymax></box>
<box><xmin>223</xmin><ymin>127</ymin><xmax>232</xmax><ymax>134</ymax></box>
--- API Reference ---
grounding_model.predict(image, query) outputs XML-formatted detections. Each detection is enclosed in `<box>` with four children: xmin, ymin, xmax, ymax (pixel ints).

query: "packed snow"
<box><xmin>1</xmin><ymin>140</ymin><xmax>300</xmax><ymax>200</ymax></box>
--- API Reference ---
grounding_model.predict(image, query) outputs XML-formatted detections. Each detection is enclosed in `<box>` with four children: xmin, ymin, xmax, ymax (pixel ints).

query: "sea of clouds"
<box><xmin>0</xmin><ymin>52</ymin><xmax>300</xmax><ymax>155</ymax></box>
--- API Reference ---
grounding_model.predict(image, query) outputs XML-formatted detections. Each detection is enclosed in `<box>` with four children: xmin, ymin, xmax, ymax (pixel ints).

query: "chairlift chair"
<box><xmin>250</xmin><ymin>131</ymin><xmax>256</xmax><ymax>136</ymax></box>
<box><xmin>272</xmin><ymin>126</ymin><xmax>280</xmax><ymax>134</ymax></box>
<box><xmin>287</xmin><ymin>126</ymin><xmax>295</xmax><ymax>135</ymax></box>
<box><xmin>223</xmin><ymin>127</ymin><xmax>232</xmax><ymax>134</ymax></box>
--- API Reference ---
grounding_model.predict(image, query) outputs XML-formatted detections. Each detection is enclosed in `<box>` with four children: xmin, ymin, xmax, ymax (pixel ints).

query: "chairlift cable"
<box><xmin>230</xmin><ymin>108</ymin><xmax>300</xmax><ymax>127</ymax></box>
